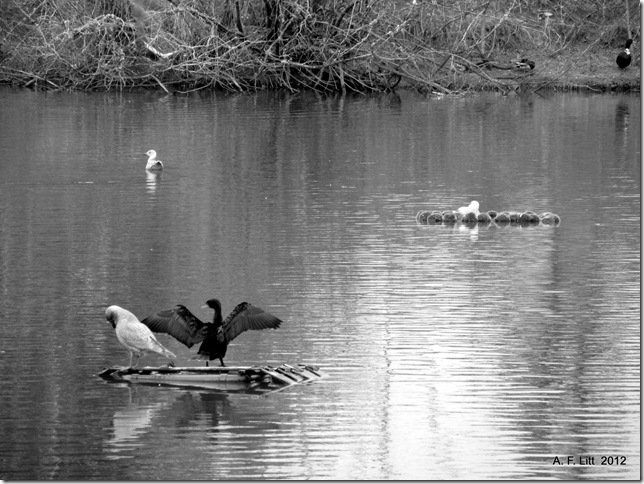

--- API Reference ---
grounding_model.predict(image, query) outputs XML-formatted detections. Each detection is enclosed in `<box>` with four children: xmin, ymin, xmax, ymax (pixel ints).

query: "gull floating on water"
<box><xmin>105</xmin><ymin>305</ymin><xmax>176</xmax><ymax>368</ymax></box>
<box><xmin>145</xmin><ymin>150</ymin><xmax>164</xmax><ymax>171</ymax></box>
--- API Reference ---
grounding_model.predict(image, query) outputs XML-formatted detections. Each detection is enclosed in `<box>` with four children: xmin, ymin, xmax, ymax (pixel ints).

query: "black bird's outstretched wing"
<box><xmin>223</xmin><ymin>302</ymin><xmax>282</xmax><ymax>342</ymax></box>
<box><xmin>141</xmin><ymin>305</ymin><xmax>209</xmax><ymax>348</ymax></box>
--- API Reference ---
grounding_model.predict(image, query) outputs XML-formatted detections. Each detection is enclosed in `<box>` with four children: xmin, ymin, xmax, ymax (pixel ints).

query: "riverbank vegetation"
<box><xmin>0</xmin><ymin>0</ymin><xmax>639</xmax><ymax>93</ymax></box>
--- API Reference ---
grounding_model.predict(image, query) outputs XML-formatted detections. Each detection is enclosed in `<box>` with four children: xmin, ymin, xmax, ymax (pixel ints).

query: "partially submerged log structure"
<box><xmin>99</xmin><ymin>363</ymin><xmax>323</xmax><ymax>393</ymax></box>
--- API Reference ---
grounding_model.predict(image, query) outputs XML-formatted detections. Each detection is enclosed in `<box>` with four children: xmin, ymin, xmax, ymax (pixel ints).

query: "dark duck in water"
<box><xmin>616</xmin><ymin>39</ymin><xmax>633</xmax><ymax>69</ymax></box>
<box><xmin>141</xmin><ymin>298</ymin><xmax>282</xmax><ymax>366</ymax></box>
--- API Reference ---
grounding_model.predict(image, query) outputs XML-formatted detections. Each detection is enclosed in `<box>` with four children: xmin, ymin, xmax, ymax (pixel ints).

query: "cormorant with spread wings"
<box><xmin>141</xmin><ymin>298</ymin><xmax>282</xmax><ymax>366</ymax></box>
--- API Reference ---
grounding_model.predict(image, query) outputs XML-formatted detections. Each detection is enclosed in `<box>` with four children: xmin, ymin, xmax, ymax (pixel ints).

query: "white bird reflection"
<box><xmin>104</xmin><ymin>384</ymin><xmax>247</xmax><ymax>460</ymax></box>
<box><xmin>107</xmin><ymin>386</ymin><xmax>167</xmax><ymax>453</ymax></box>
<box><xmin>109</xmin><ymin>403</ymin><xmax>165</xmax><ymax>449</ymax></box>
<box><xmin>457</xmin><ymin>222</ymin><xmax>479</xmax><ymax>240</ymax></box>
<box><xmin>146</xmin><ymin>170</ymin><xmax>162</xmax><ymax>194</ymax></box>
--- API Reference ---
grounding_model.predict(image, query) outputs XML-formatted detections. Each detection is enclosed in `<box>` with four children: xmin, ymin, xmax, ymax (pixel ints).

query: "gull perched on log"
<box><xmin>457</xmin><ymin>200</ymin><xmax>480</xmax><ymax>216</ymax></box>
<box><xmin>106</xmin><ymin>305</ymin><xmax>176</xmax><ymax>368</ymax></box>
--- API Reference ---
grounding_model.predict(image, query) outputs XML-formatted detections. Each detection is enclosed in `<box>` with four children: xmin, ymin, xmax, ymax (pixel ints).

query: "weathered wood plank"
<box><xmin>99</xmin><ymin>363</ymin><xmax>323</xmax><ymax>389</ymax></box>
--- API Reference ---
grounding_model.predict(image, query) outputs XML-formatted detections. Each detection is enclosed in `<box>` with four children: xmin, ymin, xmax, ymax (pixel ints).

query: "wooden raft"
<box><xmin>99</xmin><ymin>364</ymin><xmax>322</xmax><ymax>391</ymax></box>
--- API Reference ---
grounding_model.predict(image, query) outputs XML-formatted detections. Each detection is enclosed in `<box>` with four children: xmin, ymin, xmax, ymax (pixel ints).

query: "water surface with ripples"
<box><xmin>0</xmin><ymin>87</ymin><xmax>639</xmax><ymax>480</ymax></box>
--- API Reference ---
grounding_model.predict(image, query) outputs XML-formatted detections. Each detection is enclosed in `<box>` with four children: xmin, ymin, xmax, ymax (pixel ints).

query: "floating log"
<box><xmin>98</xmin><ymin>364</ymin><xmax>322</xmax><ymax>392</ymax></box>
<box><xmin>416</xmin><ymin>209</ymin><xmax>560</xmax><ymax>226</ymax></box>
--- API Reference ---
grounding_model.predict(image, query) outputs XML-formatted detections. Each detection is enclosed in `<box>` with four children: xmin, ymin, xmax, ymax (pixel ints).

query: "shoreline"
<box><xmin>0</xmin><ymin>1</ymin><xmax>639</xmax><ymax>95</ymax></box>
<box><xmin>0</xmin><ymin>49</ymin><xmax>639</xmax><ymax>95</ymax></box>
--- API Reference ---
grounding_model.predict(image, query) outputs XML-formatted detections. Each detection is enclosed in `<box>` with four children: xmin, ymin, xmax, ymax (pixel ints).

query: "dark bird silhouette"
<box><xmin>141</xmin><ymin>299</ymin><xmax>282</xmax><ymax>366</ymax></box>
<box><xmin>616</xmin><ymin>39</ymin><xmax>633</xmax><ymax>69</ymax></box>
<box><xmin>515</xmin><ymin>58</ymin><xmax>535</xmax><ymax>70</ymax></box>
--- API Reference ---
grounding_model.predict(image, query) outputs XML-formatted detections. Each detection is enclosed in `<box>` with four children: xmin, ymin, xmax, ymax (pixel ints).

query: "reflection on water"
<box><xmin>145</xmin><ymin>170</ymin><xmax>162</xmax><ymax>195</ymax></box>
<box><xmin>0</xmin><ymin>88</ymin><xmax>639</xmax><ymax>480</ymax></box>
<box><xmin>108</xmin><ymin>388</ymin><xmax>166</xmax><ymax>452</ymax></box>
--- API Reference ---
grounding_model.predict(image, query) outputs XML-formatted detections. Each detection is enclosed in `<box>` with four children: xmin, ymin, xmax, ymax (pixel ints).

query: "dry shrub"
<box><xmin>0</xmin><ymin>0</ymin><xmax>638</xmax><ymax>92</ymax></box>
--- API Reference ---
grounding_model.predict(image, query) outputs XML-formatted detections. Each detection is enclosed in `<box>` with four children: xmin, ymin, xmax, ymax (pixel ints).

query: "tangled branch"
<box><xmin>0</xmin><ymin>0</ymin><xmax>635</xmax><ymax>93</ymax></box>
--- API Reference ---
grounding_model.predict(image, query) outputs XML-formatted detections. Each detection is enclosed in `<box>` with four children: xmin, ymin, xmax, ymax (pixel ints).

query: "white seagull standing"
<box><xmin>106</xmin><ymin>305</ymin><xmax>176</xmax><ymax>368</ymax></box>
<box><xmin>457</xmin><ymin>200</ymin><xmax>480</xmax><ymax>216</ymax></box>
<box><xmin>145</xmin><ymin>150</ymin><xmax>164</xmax><ymax>171</ymax></box>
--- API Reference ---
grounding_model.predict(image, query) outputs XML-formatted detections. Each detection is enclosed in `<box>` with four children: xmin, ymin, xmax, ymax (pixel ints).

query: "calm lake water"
<box><xmin>0</xmin><ymin>87</ymin><xmax>639</xmax><ymax>480</ymax></box>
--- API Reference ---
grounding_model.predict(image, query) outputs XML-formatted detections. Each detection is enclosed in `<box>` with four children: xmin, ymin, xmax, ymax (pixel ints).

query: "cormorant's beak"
<box><xmin>201</xmin><ymin>304</ymin><xmax>209</xmax><ymax>309</ymax></box>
